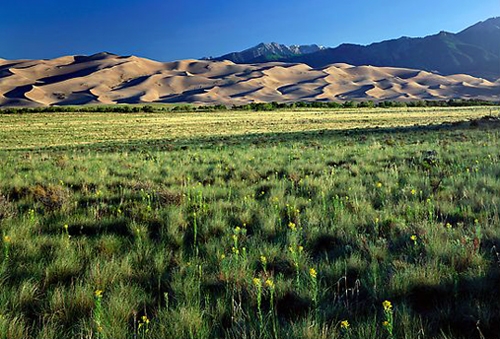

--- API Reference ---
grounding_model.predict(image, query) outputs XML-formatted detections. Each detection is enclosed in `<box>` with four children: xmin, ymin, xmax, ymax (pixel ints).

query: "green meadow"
<box><xmin>0</xmin><ymin>107</ymin><xmax>499</xmax><ymax>339</ymax></box>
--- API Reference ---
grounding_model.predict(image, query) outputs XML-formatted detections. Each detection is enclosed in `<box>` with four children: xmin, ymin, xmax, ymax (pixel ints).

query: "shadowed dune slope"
<box><xmin>0</xmin><ymin>53</ymin><xmax>499</xmax><ymax>107</ymax></box>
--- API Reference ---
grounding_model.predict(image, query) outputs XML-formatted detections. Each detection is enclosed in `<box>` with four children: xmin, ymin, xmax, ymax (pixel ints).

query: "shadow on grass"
<box><xmin>309</xmin><ymin>233</ymin><xmax>359</xmax><ymax>261</ymax></box>
<box><xmin>42</xmin><ymin>218</ymin><xmax>132</xmax><ymax>238</ymax></box>
<box><xmin>399</xmin><ymin>263</ymin><xmax>500</xmax><ymax>338</ymax></box>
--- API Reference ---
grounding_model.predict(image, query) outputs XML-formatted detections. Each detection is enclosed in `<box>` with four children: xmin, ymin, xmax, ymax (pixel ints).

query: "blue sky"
<box><xmin>1</xmin><ymin>0</ymin><xmax>498</xmax><ymax>61</ymax></box>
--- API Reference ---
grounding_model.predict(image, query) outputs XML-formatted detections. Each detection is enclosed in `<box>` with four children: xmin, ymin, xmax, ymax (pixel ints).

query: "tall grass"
<box><xmin>0</xmin><ymin>110</ymin><xmax>499</xmax><ymax>338</ymax></box>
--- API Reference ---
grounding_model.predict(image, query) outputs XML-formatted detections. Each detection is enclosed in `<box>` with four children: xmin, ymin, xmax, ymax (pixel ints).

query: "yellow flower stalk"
<box><xmin>382</xmin><ymin>300</ymin><xmax>394</xmax><ymax>337</ymax></box>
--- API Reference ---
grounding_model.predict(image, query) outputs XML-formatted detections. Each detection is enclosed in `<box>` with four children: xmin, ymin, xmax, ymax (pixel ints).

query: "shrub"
<box><xmin>0</xmin><ymin>193</ymin><xmax>15</xmax><ymax>220</ymax></box>
<box><xmin>31</xmin><ymin>185</ymin><xmax>70</xmax><ymax>212</ymax></box>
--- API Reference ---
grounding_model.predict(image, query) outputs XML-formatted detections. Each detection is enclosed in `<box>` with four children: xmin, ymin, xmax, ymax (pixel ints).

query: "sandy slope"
<box><xmin>0</xmin><ymin>52</ymin><xmax>498</xmax><ymax>107</ymax></box>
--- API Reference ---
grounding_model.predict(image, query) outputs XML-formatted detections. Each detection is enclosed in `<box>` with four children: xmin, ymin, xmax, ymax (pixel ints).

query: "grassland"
<box><xmin>0</xmin><ymin>107</ymin><xmax>499</xmax><ymax>339</ymax></box>
<box><xmin>0</xmin><ymin>107</ymin><xmax>495</xmax><ymax>150</ymax></box>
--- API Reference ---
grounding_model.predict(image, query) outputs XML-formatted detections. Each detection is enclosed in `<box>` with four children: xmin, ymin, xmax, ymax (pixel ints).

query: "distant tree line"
<box><xmin>229</xmin><ymin>99</ymin><xmax>499</xmax><ymax>111</ymax></box>
<box><xmin>0</xmin><ymin>105</ymin><xmax>158</xmax><ymax>114</ymax></box>
<box><xmin>0</xmin><ymin>99</ymin><xmax>498</xmax><ymax>114</ymax></box>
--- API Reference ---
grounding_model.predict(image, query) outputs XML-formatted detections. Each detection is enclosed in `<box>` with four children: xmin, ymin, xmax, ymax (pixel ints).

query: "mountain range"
<box><xmin>209</xmin><ymin>17</ymin><xmax>500</xmax><ymax>80</ymax></box>
<box><xmin>206</xmin><ymin>43</ymin><xmax>325</xmax><ymax>63</ymax></box>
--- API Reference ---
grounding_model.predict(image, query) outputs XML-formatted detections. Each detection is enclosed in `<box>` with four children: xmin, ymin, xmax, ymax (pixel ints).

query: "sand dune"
<box><xmin>0</xmin><ymin>53</ymin><xmax>499</xmax><ymax>107</ymax></box>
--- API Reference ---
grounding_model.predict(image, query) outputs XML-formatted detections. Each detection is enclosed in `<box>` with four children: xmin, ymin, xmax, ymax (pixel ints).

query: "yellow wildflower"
<box><xmin>265</xmin><ymin>279</ymin><xmax>274</xmax><ymax>289</ymax></box>
<box><xmin>288</xmin><ymin>222</ymin><xmax>296</xmax><ymax>231</ymax></box>
<box><xmin>253</xmin><ymin>278</ymin><xmax>261</xmax><ymax>287</ymax></box>
<box><xmin>411</xmin><ymin>189</ymin><xmax>416</xmax><ymax>195</ymax></box>
<box><xmin>260</xmin><ymin>255</ymin><xmax>267</xmax><ymax>265</ymax></box>
<box><xmin>382</xmin><ymin>320</ymin><xmax>389</xmax><ymax>327</ymax></box>
<box><xmin>376</xmin><ymin>182</ymin><xmax>383</xmax><ymax>188</ymax></box>
<box><xmin>3</xmin><ymin>236</ymin><xmax>11</xmax><ymax>243</ymax></box>
<box><xmin>382</xmin><ymin>300</ymin><xmax>392</xmax><ymax>311</ymax></box>
<box><xmin>94</xmin><ymin>290</ymin><xmax>103</xmax><ymax>298</ymax></box>
<box><xmin>309</xmin><ymin>268</ymin><xmax>317</xmax><ymax>279</ymax></box>
<box><xmin>410</xmin><ymin>235</ymin><xmax>417</xmax><ymax>241</ymax></box>
<box><xmin>340</xmin><ymin>320</ymin><xmax>350</xmax><ymax>330</ymax></box>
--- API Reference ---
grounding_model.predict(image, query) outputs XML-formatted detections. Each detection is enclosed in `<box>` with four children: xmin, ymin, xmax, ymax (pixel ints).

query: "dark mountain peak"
<box><xmin>337</xmin><ymin>43</ymin><xmax>362</xmax><ymax>48</ymax></box>
<box><xmin>456</xmin><ymin>17</ymin><xmax>500</xmax><ymax>57</ymax></box>
<box><xmin>460</xmin><ymin>17</ymin><xmax>500</xmax><ymax>34</ymax></box>
<box><xmin>482</xmin><ymin>16</ymin><xmax>500</xmax><ymax>25</ymax></box>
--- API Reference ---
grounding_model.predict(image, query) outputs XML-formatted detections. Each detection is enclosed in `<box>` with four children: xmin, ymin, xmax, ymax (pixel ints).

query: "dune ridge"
<box><xmin>0</xmin><ymin>53</ymin><xmax>499</xmax><ymax>107</ymax></box>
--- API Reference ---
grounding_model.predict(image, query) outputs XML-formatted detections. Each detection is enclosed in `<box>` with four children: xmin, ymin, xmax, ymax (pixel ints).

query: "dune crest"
<box><xmin>0</xmin><ymin>53</ymin><xmax>499</xmax><ymax>107</ymax></box>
